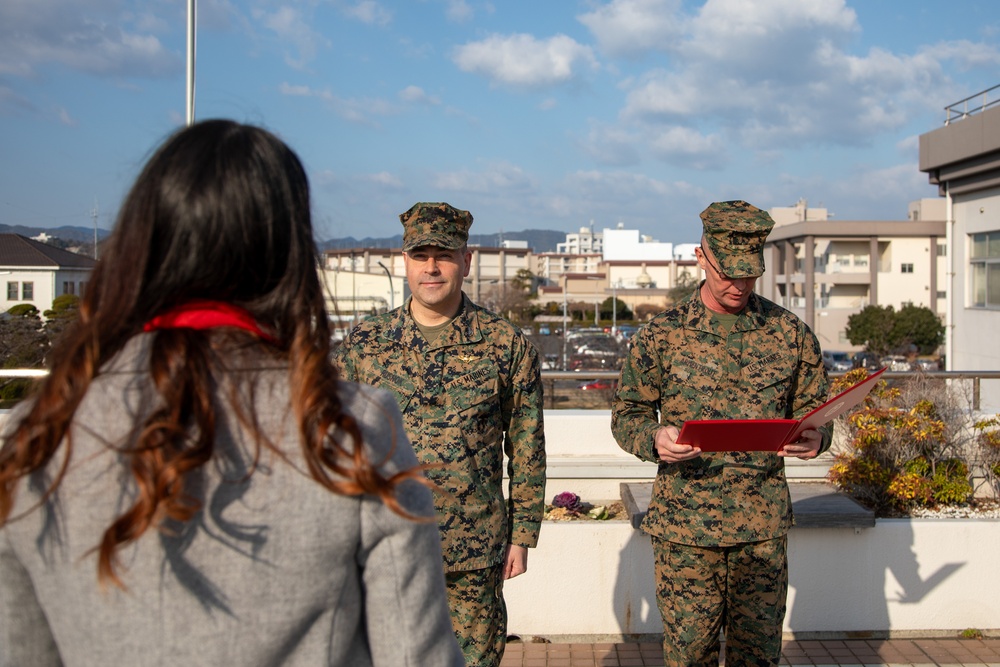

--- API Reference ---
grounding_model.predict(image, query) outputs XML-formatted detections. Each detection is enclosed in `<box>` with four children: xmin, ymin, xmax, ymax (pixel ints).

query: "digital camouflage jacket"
<box><xmin>334</xmin><ymin>294</ymin><xmax>546</xmax><ymax>572</ymax></box>
<box><xmin>611</xmin><ymin>286</ymin><xmax>831</xmax><ymax>546</ymax></box>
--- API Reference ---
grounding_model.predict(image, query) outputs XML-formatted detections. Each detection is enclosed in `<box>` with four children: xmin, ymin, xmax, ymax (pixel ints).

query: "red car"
<box><xmin>578</xmin><ymin>379</ymin><xmax>618</xmax><ymax>391</ymax></box>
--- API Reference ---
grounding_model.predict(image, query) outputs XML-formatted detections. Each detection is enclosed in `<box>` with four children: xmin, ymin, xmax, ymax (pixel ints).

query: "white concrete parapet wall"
<box><xmin>505</xmin><ymin>518</ymin><xmax>1000</xmax><ymax>640</ymax></box>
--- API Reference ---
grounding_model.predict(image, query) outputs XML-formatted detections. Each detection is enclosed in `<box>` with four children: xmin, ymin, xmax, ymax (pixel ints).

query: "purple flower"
<box><xmin>552</xmin><ymin>492</ymin><xmax>582</xmax><ymax>513</ymax></box>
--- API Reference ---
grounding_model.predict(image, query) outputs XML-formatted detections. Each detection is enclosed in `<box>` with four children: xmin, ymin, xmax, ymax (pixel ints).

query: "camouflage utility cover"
<box><xmin>611</xmin><ymin>287</ymin><xmax>831</xmax><ymax>546</ymax></box>
<box><xmin>700</xmin><ymin>200</ymin><xmax>775</xmax><ymax>278</ymax></box>
<box><xmin>334</xmin><ymin>294</ymin><xmax>546</xmax><ymax>572</ymax></box>
<box><xmin>400</xmin><ymin>202</ymin><xmax>474</xmax><ymax>252</ymax></box>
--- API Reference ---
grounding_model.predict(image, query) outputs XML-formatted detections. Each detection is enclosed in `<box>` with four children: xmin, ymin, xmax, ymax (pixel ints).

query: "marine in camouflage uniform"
<box><xmin>334</xmin><ymin>202</ymin><xmax>546</xmax><ymax>667</ymax></box>
<box><xmin>611</xmin><ymin>201</ymin><xmax>832</xmax><ymax>667</ymax></box>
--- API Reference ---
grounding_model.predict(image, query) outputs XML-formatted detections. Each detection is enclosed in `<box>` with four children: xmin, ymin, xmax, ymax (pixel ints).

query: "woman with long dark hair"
<box><xmin>0</xmin><ymin>120</ymin><xmax>463</xmax><ymax>666</ymax></box>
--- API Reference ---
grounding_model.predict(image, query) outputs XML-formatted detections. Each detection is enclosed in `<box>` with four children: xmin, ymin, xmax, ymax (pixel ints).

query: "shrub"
<box><xmin>827</xmin><ymin>370</ymin><xmax>983</xmax><ymax>515</ymax></box>
<box><xmin>974</xmin><ymin>417</ymin><xmax>1000</xmax><ymax>498</ymax></box>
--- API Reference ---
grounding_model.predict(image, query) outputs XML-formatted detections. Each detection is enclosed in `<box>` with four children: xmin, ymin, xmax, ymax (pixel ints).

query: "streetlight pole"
<box><xmin>562</xmin><ymin>284</ymin><xmax>568</xmax><ymax>371</ymax></box>
<box><xmin>612</xmin><ymin>280</ymin><xmax>618</xmax><ymax>336</ymax></box>
<box><xmin>377</xmin><ymin>261</ymin><xmax>394</xmax><ymax>311</ymax></box>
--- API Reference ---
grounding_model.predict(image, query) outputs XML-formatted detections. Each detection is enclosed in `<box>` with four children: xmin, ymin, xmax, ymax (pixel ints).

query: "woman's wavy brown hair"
<box><xmin>0</xmin><ymin>120</ymin><xmax>421</xmax><ymax>588</ymax></box>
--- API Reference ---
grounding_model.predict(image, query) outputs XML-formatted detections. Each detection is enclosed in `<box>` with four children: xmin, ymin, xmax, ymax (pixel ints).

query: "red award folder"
<box><xmin>675</xmin><ymin>367</ymin><xmax>886</xmax><ymax>452</ymax></box>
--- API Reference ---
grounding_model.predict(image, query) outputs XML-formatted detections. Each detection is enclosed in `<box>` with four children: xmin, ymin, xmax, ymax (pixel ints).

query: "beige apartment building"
<box><xmin>756</xmin><ymin>201</ymin><xmax>947</xmax><ymax>353</ymax></box>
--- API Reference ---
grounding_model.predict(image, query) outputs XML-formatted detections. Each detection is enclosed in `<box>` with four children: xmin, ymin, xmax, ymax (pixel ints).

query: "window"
<box><xmin>6</xmin><ymin>282</ymin><xmax>17</xmax><ymax>300</ymax></box>
<box><xmin>855</xmin><ymin>255</ymin><xmax>868</xmax><ymax>267</ymax></box>
<box><xmin>936</xmin><ymin>290</ymin><xmax>947</xmax><ymax>300</ymax></box>
<box><xmin>901</xmin><ymin>263</ymin><xmax>914</xmax><ymax>274</ymax></box>
<box><xmin>971</xmin><ymin>231</ymin><xmax>1000</xmax><ymax>308</ymax></box>
<box><xmin>937</xmin><ymin>243</ymin><xmax>947</xmax><ymax>257</ymax></box>
<box><xmin>22</xmin><ymin>282</ymin><xmax>33</xmax><ymax>300</ymax></box>
<box><xmin>63</xmin><ymin>281</ymin><xmax>75</xmax><ymax>295</ymax></box>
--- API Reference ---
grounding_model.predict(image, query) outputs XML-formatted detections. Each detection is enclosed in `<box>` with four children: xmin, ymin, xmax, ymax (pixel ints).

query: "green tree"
<box><xmin>598</xmin><ymin>296</ymin><xmax>632</xmax><ymax>321</ymax></box>
<box><xmin>845</xmin><ymin>305</ymin><xmax>899</xmax><ymax>356</ymax></box>
<box><xmin>845</xmin><ymin>304</ymin><xmax>944</xmax><ymax>357</ymax></box>
<box><xmin>665</xmin><ymin>272</ymin><xmax>697</xmax><ymax>305</ymax></box>
<box><xmin>43</xmin><ymin>294</ymin><xmax>80</xmax><ymax>345</ymax></box>
<box><xmin>894</xmin><ymin>304</ymin><xmax>945</xmax><ymax>355</ymax></box>
<box><xmin>510</xmin><ymin>269</ymin><xmax>537</xmax><ymax>296</ymax></box>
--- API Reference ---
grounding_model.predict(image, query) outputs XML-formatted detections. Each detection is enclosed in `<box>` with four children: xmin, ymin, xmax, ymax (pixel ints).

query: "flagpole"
<box><xmin>186</xmin><ymin>0</ymin><xmax>196</xmax><ymax>125</ymax></box>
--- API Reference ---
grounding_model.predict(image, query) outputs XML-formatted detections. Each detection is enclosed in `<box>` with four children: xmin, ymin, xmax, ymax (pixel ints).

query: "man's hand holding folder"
<box><xmin>672</xmin><ymin>367</ymin><xmax>887</xmax><ymax>454</ymax></box>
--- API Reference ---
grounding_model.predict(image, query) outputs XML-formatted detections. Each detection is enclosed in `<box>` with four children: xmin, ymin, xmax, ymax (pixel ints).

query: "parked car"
<box><xmin>615</xmin><ymin>325</ymin><xmax>639</xmax><ymax>342</ymax></box>
<box><xmin>822</xmin><ymin>350</ymin><xmax>852</xmax><ymax>372</ymax></box>
<box><xmin>883</xmin><ymin>355</ymin><xmax>918</xmax><ymax>372</ymax></box>
<box><xmin>852</xmin><ymin>352</ymin><xmax>882</xmax><ymax>371</ymax></box>
<box><xmin>916</xmin><ymin>357</ymin><xmax>941</xmax><ymax>371</ymax></box>
<box><xmin>578</xmin><ymin>379</ymin><xmax>618</xmax><ymax>391</ymax></box>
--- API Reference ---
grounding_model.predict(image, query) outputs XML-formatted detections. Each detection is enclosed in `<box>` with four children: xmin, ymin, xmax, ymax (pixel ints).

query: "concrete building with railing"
<box><xmin>919</xmin><ymin>83</ymin><xmax>1000</xmax><ymax>412</ymax></box>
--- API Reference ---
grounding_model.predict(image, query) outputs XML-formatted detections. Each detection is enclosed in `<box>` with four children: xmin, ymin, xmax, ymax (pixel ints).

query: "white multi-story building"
<box><xmin>920</xmin><ymin>84</ymin><xmax>1000</xmax><ymax>411</ymax></box>
<box><xmin>556</xmin><ymin>225</ymin><xmax>602</xmax><ymax>255</ymax></box>
<box><xmin>1</xmin><ymin>234</ymin><xmax>95</xmax><ymax>314</ymax></box>
<box><xmin>602</xmin><ymin>223</ymin><xmax>699</xmax><ymax>262</ymax></box>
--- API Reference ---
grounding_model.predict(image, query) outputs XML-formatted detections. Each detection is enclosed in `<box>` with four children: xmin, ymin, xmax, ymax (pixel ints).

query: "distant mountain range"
<box><xmin>3</xmin><ymin>224</ymin><xmax>569</xmax><ymax>255</ymax></box>
<box><xmin>0</xmin><ymin>224</ymin><xmax>111</xmax><ymax>244</ymax></box>
<box><xmin>320</xmin><ymin>228</ymin><xmax>567</xmax><ymax>253</ymax></box>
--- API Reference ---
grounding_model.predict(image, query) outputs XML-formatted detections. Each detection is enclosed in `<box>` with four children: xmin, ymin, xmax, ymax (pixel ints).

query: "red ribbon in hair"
<box><xmin>143</xmin><ymin>299</ymin><xmax>279</xmax><ymax>344</ymax></box>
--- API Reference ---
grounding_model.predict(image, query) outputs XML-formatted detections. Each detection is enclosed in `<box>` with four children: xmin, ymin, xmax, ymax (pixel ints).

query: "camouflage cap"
<box><xmin>400</xmin><ymin>202</ymin><xmax>473</xmax><ymax>252</ymax></box>
<box><xmin>699</xmin><ymin>200</ymin><xmax>775</xmax><ymax>278</ymax></box>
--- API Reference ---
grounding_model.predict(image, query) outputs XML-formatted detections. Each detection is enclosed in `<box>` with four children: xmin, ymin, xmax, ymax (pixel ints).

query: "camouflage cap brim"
<box><xmin>400</xmin><ymin>202</ymin><xmax>473</xmax><ymax>252</ymax></box>
<box><xmin>700</xmin><ymin>200</ymin><xmax>773</xmax><ymax>278</ymax></box>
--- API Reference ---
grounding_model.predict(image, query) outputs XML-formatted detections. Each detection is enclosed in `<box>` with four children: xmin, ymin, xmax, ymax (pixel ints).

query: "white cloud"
<box><xmin>613</xmin><ymin>0</ymin><xmax>980</xmax><ymax>157</ymax></box>
<box><xmin>279</xmin><ymin>82</ymin><xmax>397</xmax><ymax>125</ymax></box>
<box><xmin>0</xmin><ymin>85</ymin><xmax>35</xmax><ymax>116</ymax></box>
<box><xmin>432</xmin><ymin>161</ymin><xmax>536</xmax><ymax>194</ymax></box>
<box><xmin>254</xmin><ymin>6</ymin><xmax>330</xmax><ymax>68</ymax></box>
<box><xmin>341</xmin><ymin>1</ymin><xmax>392</xmax><ymax>27</ymax></box>
<box><xmin>555</xmin><ymin>170</ymin><xmax>710</xmax><ymax>236</ymax></box>
<box><xmin>649</xmin><ymin>127</ymin><xmax>728</xmax><ymax>170</ymax></box>
<box><xmin>0</xmin><ymin>0</ymin><xmax>179</xmax><ymax>79</ymax></box>
<box><xmin>399</xmin><ymin>85</ymin><xmax>441</xmax><ymax>106</ymax></box>
<box><xmin>577</xmin><ymin>121</ymin><xmax>641</xmax><ymax>167</ymax></box>
<box><xmin>577</xmin><ymin>0</ymin><xmax>687</xmax><ymax>57</ymax></box>
<box><xmin>445</xmin><ymin>0</ymin><xmax>474</xmax><ymax>23</ymax></box>
<box><xmin>453</xmin><ymin>33</ymin><xmax>598</xmax><ymax>90</ymax></box>
<box><xmin>361</xmin><ymin>171</ymin><xmax>404</xmax><ymax>189</ymax></box>
<box><xmin>55</xmin><ymin>106</ymin><xmax>77</xmax><ymax>126</ymax></box>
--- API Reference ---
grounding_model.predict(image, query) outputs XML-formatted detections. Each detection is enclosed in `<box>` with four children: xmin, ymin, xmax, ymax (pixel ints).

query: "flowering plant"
<box><xmin>551</xmin><ymin>491</ymin><xmax>583</xmax><ymax>513</ymax></box>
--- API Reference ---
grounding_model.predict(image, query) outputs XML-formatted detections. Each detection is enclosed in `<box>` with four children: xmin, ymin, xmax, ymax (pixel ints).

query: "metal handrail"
<box><xmin>945</xmin><ymin>83</ymin><xmax>1000</xmax><ymax>125</ymax></box>
<box><xmin>5</xmin><ymin>369</ymin><xmax>1000</xmax><ymax>410</ymax></box>
<box><xmin>541</xmin><ymin>370</ymin><xmax>1000</xmax><ymax>412</ymax></box>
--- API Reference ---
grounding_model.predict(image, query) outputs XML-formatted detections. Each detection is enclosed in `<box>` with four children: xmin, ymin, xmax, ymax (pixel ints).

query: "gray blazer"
<box><xmin>0</xmin><ymin>336</ymin><xmax>464</xmax><ymax>667</ymax></box>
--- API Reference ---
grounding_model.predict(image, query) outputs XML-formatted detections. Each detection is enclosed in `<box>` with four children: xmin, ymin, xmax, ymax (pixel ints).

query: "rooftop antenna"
<box><xmin>186</xmin><ymin>0</ymin><xmax>197</xmax><ymax>125</ymax></box>
<box><xmin>91</xmin><ymin>198</ymin><xmax>99</xmax><ymax>259</ymax></box>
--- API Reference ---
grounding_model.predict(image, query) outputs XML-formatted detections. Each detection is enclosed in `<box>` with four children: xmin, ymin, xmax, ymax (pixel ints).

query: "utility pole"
<box><xmin>91</xmin><ymin>199</ymin><xmax>99</xmax><ymax>259</ymax></box>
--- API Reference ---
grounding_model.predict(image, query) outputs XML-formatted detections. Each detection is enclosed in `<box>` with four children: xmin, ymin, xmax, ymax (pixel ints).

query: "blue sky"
<box><xmin>2</xmin><ymin>0</ymin><xmax>999</xmax><ymax>245</ymax></box>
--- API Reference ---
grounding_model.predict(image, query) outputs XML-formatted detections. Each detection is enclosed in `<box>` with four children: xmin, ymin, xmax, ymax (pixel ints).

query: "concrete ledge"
<box><xmin>544</xmin><ymin>456</ymin><xmax>657</xmax><ymax>479</ymax></box>
<box><xmin>620</xmin><ymin>480</ymin><xmax>875</xmax><ymax>530</ymax></box>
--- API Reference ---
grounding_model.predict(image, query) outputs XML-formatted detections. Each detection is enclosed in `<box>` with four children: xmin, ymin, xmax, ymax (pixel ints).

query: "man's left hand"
<box><xmin>778</xmin><ymin>428</ymin><xmax>823</xmax><ymax>460</ymax></box>
<box><xmin>502</xmin><ymin>544</ymin><xmax>528</xmax><ymax>580</ymax></box>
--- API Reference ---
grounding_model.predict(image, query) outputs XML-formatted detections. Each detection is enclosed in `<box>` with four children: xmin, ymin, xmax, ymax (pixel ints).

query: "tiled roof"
<box><xmin>0</xmin><ymin>234</ymin><xmax>97</xmax><ymax>269</ymax></box>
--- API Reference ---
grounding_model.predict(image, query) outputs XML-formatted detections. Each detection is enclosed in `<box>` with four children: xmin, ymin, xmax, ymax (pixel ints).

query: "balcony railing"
<box><xmin>6</xmin><ymin>369</ymin><xmax>1000</xmax><ymax>412</ymax></box>
<box><xmin>945</xmin><ymin>83</ymin><xmax>1000</xmax><ymax>125</ymax></box>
